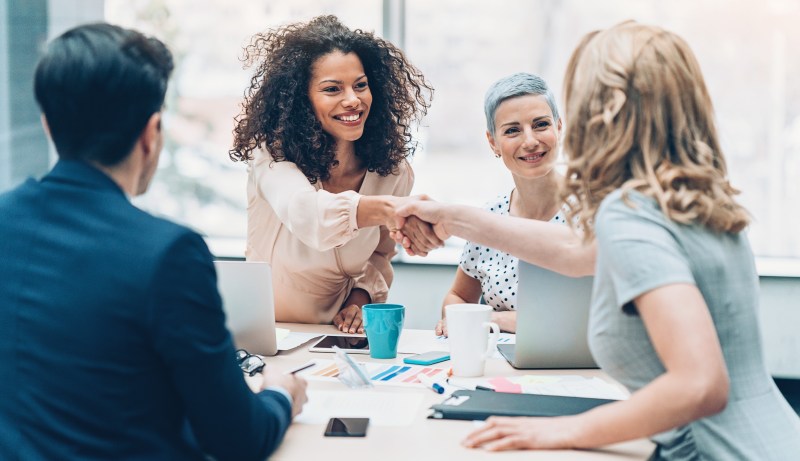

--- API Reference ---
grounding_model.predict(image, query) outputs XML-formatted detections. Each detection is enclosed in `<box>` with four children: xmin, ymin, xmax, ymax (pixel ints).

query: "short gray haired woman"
<box><xmin>436</xmin><ymin>72</ymin><xmax>576</xmax><ymax>336</ymax></box>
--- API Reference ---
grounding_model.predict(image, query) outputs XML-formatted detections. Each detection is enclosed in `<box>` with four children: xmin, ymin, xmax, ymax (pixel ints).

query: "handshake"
<box><xmin>387</xmin><ymin>195</ymin><xmax>452</xmax><ymax>257</ymax></box>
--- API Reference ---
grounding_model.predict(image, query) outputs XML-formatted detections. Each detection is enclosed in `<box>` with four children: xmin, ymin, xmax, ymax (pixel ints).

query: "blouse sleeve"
<box><xmin>251</xmin><ymin>150</ymin><xmax>360</xmax><ymax>251</ymax></box>
<box><xmin>351</xmin><ymin>160</ymin><xmax>414</xmax><ymax>303</ymax></box>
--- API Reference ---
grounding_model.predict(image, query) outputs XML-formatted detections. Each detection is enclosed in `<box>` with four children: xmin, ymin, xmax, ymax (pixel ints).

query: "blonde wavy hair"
<box><xmin>560</xmin><ymin>21</ymin><xmax>749</xmax><ymax>240</ymax></box>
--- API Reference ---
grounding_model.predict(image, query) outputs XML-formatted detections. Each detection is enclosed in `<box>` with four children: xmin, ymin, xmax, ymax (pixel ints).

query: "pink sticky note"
<box><xmin>488</xmin><ymin>377</ymin><xmax>522</xmax><ymax>393</ymax></box>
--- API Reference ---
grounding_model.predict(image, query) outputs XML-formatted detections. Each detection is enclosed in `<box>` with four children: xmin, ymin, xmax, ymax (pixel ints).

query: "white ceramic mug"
<box><xmin>445</xmin><ymin>303</ymin><xmax>500</xmax><ymax>377</ymax></box>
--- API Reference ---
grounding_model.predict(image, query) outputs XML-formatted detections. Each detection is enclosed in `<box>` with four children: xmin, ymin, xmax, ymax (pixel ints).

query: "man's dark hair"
<box><xmin>34</xmin><ymin>23</ymin><xmax>174</xmax><ymax>166</ymax></box>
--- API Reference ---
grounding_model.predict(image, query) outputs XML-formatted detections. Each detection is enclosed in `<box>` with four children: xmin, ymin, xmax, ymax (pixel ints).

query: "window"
<box><xmin>101</xmin><ymin>0</ymin><xmax>800</xmax><ymax>263</ymax></box>
<box><xmin>105</xmin><ymin>0</ymin><xmax>382</xmax><ymax>255</ymax></box>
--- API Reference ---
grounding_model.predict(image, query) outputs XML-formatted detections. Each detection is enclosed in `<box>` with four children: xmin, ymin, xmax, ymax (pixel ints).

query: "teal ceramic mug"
<box><xmin>361</xmin><ymin>303</ymin><xmax>405</xmax><ymax>359</ymax></box>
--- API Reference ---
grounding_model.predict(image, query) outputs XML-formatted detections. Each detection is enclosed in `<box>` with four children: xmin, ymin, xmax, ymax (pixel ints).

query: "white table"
<box><xmin>265</xmin><ymin>323</ymin><xmax>655</xmax><ymax>461</ymax></box>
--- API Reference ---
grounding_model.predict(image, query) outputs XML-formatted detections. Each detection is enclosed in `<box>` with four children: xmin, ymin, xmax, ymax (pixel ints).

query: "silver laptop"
<box><xmin>214</xmin><ymin>260</ymin><xmax>278</xmax><ymax>356</ymax></box>
<box><xmin>497</xmin><ymin>261</ymin><xmax>597</xmax><ymax>369</ymax></box>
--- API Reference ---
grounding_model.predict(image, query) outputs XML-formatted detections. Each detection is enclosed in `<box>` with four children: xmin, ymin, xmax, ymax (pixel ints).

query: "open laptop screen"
<box><xmin>498</xmin><ymin>261</ymin><xmax>597</xmax><ymax>369</ymax></box>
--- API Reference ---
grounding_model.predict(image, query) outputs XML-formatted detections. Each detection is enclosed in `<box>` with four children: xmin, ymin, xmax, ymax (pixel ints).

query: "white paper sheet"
<box><xmin>294</xmin><ymin>389</ymin><xmax>425</xmax><ymax>426</ymax></box>
<box><xmin>278</xmin><ymin>332</ymin><xmax>322</xmax><ymax>351</ymax></box>
<box><xmin>398</xmin><ymin>330</ymin><xmax>515</xmax><ymax>358</ymax></box>
<box><xmin>519</xmin><ymin>376</ymin><xmax>628</xmax><ymax>400</ymax></box>
<box><xmin>396</xmin><ymin>329</ymin><xmax>444</xmax><ymax>354</ymax></box>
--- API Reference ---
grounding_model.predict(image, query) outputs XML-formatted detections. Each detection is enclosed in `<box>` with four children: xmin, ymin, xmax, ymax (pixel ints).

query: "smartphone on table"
<box><xmin>403</xmin><ymin>351</ymin><xmax>450</xmax><ymax>366</ymax></box>
<box><xmin>324</xmin><ymin>417</ymin><xmax>369</xmax><ymax>437</ymax></box>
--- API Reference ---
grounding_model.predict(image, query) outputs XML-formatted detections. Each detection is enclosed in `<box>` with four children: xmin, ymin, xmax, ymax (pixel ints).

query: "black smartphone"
<box><xmin>323</xmin><ymin>417</ymin><xmax>369</xmax><ymax>437</ymax></box>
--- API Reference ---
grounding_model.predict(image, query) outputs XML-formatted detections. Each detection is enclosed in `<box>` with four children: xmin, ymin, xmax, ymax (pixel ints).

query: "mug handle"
<box><xmin>483</xmin><ymin>321</ymin><xmax>501</xmax><ymax>359</ymax></box>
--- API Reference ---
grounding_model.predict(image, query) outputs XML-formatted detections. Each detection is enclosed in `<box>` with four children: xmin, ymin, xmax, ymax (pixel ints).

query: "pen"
<box><xmin>286</xmin><ymin>362</ymin><xmax>315</xmax><ymax>375</ymax></box>
<box><xmin>417</xmin><ymin>373</ymin><xmax>445</xmax><ymax>394</ymax></box>
<box><xmin>447</xmin><ymin>377</ymin><xmax>495</xmax><ymax>392</ymax></box>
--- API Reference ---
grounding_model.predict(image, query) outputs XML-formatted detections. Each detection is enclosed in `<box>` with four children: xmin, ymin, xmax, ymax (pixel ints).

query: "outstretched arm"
<box><xmin>360</xmin><ymin>195</ymin><xmax>443</xmax><ymax>256</ymax></box>
<box><xmin>396</xmin><ymin>201</ymin><xmax>595</xmax><ymax>277</ymax></box>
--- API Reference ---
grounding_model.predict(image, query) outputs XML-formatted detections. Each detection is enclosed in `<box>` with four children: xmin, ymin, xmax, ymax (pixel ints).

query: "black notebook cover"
<box><xmin>429</xmin><ymin>390</ymin><xmax>616</xmax><ymax>421</ymax></box>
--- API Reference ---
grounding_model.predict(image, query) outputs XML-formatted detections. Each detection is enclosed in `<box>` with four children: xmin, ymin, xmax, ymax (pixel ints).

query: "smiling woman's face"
<box><xmin>488</xmin><ymin>94</ymin><xmax>561</xmax><ymax>180</ymax></box>
<box><xmin>308</xmin><ymin>51</ymin><xmax>373</xmax><ymax>144</ymax></box>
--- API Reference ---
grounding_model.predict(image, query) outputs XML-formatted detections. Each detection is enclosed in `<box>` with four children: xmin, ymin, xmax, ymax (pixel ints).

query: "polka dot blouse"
<box><xmin>458</xmin><ymin>191</ymin><xmax>570</xmax><ymax>312</ymax></box>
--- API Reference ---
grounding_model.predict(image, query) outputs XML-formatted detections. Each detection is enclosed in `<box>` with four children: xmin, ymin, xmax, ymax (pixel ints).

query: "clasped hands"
<box><xmin>334</xmin><ymin>196</ymin><xmax>448</xmax><ymax>334</ymax></box>
<box><xmin>388</xmin><ymin>195</ymin><xmax>449</xmax><ymax>257</ymax></box>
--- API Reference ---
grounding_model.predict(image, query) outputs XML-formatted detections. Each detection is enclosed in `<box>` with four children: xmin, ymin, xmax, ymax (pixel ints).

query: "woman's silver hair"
<box><xmin>484</xmin><ymin>72</ymin><xmax>559</xmax><ymax>136</ymax></box>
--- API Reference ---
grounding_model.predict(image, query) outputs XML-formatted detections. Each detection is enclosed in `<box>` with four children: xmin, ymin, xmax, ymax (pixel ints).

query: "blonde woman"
<box><xmin>398</xmin><ymin>21</ymin><xmax>800</xmax><ymax>458</ymax></box>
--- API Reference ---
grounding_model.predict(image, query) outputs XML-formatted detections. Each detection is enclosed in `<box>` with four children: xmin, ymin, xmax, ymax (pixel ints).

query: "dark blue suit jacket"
<box><xmin>0</xmin><ymin>160</ymin><xmax>291</xmax><ymax>460</ymax></box>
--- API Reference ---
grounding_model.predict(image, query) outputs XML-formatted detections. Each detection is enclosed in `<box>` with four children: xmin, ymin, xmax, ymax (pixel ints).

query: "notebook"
<box><xmin>429</xmin><ymin>389</ymin><xmax>614</xmax><ymax>420</ymax></box>
<box><xmin>497</xmin><ymin>261</ymin><xmax>597</xmax><ymax>369</ymax></box>
<box><xmin>214</xmin><ymin>260</ymin><xmax>278</xmax><ymax>356</ymax></box>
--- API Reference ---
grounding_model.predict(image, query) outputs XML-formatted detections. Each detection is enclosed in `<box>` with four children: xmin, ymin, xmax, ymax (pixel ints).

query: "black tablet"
<box><xmin>308</xmin><ymin>334</ymin><xmax>370</xmax><ymax>354</ymax></box>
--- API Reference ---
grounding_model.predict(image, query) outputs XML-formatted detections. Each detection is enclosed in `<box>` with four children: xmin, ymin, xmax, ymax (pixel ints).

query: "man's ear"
<box><xmin>40</xmin><ymin>115</ymin><xmax>51</xmax><ymax>139</ymax></box>
<box><xmin>140</xmin><ymin>112</ymin><xmax>162</xmax><ymax>157</ymax></box>
<box><xmin>486</xmin><ymin>131</ymin><xmax>500</xmax><ymax>158</ymax></box>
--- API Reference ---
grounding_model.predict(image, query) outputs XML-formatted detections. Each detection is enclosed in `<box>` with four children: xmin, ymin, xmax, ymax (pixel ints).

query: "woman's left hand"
<box><xmin>462</xmin><ymin>416</ymin><xmax>578</xmax><ymax>451</ymax></box>
<box><xmin>333</xmin><ymin>304</ymin><xmax>364</xmax><ymax>334</ymax></box>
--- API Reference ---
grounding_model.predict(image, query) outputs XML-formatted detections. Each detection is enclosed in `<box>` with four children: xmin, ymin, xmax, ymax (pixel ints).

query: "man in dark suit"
<box><xmin>0</xmin><ymin>23</ymin><xmax>306</xmax><ymax>460</ymax></box>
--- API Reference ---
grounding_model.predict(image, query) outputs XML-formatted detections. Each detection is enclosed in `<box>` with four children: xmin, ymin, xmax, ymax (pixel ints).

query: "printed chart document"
<box><xmin>295</xmin><ymin>359</ymin><xmax>627</xmax><ymax>400</ymax></box>
<box><xmin>298</xmin><ymin>358</ymin><xmax>449</xmax><ymax>388</ymax></box>
<box><xmin>295</xmin><ymin>389</ymin><xmax>424</xmax><ymax>426</ymax></box>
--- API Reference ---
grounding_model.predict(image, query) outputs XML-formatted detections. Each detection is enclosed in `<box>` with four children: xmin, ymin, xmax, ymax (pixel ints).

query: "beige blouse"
<box><xmin>245</xmin><ymin>148</ymin><xmax>413</xmax><ymax>324</ymax></box>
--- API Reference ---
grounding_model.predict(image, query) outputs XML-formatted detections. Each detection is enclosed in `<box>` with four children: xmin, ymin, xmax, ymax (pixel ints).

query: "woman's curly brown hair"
<box><xmin>229</xmin><ymin>15</ymin><xmax>433</xmax><ymax>183</ymax></box>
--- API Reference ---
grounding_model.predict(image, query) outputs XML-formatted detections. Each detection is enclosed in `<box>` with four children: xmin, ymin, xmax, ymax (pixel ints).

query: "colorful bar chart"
<box><xmin>305</xmin><ymin>359</ymin><xmax>449</xmax><ymax>387</ymax></box>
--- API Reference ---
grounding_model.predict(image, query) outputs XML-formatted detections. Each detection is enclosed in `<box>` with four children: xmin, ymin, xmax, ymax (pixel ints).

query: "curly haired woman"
<box><xmin>230</xmin><ymin>15</ymin><xmax>439</xmax><ymax>332</ymax></box>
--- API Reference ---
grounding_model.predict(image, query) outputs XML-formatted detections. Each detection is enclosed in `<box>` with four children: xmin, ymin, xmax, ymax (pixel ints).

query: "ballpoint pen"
<box><xmin>416</xmin><ymin>373</ymin><xmax>445</xmax><ymax>394</ymax></box>
<box><xmin>286</xmin><ymin>361</ymin><xmax>315</xmax><ymax>375</ymax></box>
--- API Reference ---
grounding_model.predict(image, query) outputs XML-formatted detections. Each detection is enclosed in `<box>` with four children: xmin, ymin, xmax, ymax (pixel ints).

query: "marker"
<box><xmin>417</xmin><ymin>373</ymin><xmax>445</xmax><ymax>394</ymax></box>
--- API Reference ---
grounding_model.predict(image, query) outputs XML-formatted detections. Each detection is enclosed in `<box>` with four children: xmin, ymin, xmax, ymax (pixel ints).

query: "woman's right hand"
<box><xmin>397</xmin><ymin>215</ymin><xmax>443</xmax><ymax>256</ymax></box>
<box><xmin>389</xmin><ymin>195</ymin><xmax>444</xmax><ymax>256</ymax></box>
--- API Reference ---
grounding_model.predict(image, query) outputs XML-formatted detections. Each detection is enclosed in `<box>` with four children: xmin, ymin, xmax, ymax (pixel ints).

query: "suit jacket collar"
<box><xmin>44</xmin><ymin>159</ymin><xmax>129</xmax><ymax>199</ymax></box>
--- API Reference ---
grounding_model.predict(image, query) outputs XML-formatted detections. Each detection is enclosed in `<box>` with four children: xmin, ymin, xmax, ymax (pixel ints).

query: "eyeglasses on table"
<box><xmin>236</xmin><ymin>349</ymin><xmax>265</xmax><ymax>377</ymax></box>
